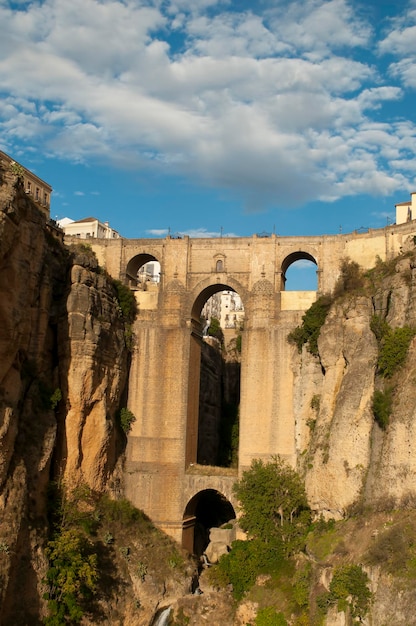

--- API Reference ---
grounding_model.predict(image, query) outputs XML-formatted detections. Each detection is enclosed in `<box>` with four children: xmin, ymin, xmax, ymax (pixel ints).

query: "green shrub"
<box><xmin>377</xmin><ymin>326</ymin><xmax>415</xmax><ymax>378</ymax></box>
<box><xmin>97</xmin><ymin>496</ymin><xmax>147</xmax><ymax>526</ymax></box>
<box><xmin>112</xmin><ymin>279</ymin><xmax>137</xmax><ymax>323</ymax></box>
<box><xmin>333</xmin><ymin>258</ymin><xmax>364</xmax><ymax>297</ymax></box>
<box><xmin>212</xmin><ymin>537</ymin><xmax>285</xmax><ymax>600</ymax></box>
<box><xmin>292</xmin><ymin>562</ymin><xmax>311</xmax><ymax>609</ymax></box>
<box><xmin>288</xmin><ymin>295</ymin><xmax>332</xmax><ymax>356</ymax></box>
<box><xmin>370</xmin><ymin>315</ymin><xmax>390</xmax><ymax>344</ymax></box>
<box><xmin>371</xmin><ymin>314</ymin><xmax>415</xmax><ymax>379</ymax></box>
<box><xmin>10</xmin><ymin>161</ymin><xmax>25</xmax><ymax>179</ymax></box>
<box><xmin>256</xmin><ymin>607</ymin><xmax>288</xmax><ymax>625</ymax></box>
<box><xmin>372</xmin><ymin>388</ymin><xmax>393</xmax><ymax>430</ymax></box>
<box><xmin>366</xmin><ymin>522</ymin><xmax>416</xmax><ymax>576</ymax></box>
<box><xmin>119</xmin><ymin>407</ymin><xmax>136</xmax><ymax>434</ymax></box>
<box><xmin>327</xmin><ymin>564</ymin><xmax>372</xmax><ymax>620</ymax></box>
<box><xmin>50</xmin><ymin>388</ymin><xmax>62</xmax><ymax>410</ymax></box>
<box><xmin>310</xmin><ymin>395</ymin><xmax>320</xmax><ymax>411</ymax></box>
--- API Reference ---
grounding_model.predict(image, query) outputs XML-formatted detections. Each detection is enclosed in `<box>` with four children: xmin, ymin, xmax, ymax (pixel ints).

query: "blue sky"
<box><xmin>1</xmin><ymin>0</ymin><xmax>415</xmax><ymax>242</ymax></box>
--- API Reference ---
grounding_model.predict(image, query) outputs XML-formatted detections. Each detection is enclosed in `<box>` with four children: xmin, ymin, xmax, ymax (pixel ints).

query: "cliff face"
<box><xmin>0</xmin><ymin>163</ymin><xmax>128</xmax><ymax>623</ymax></box>
<box><xmin>58</xmin><ymin>249</ymin><xmax>128</xmax><ymax>491</ymax></box>
<box><xmin>291</xmin><ymin>245</ymin><xmax>416</xmax><ymax>517</ymax></box>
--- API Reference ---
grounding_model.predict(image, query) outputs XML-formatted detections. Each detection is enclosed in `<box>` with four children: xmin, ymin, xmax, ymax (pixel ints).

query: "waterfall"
<box><xmin>151</xmin><ymin>606</ymin><xmax>172</xmax><ymax>626</ymax></box>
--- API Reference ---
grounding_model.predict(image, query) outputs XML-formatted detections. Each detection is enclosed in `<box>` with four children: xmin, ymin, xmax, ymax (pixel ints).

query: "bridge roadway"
<box><xmin>86</xmin><ymin>222</ymin><xmax>416</xmax><ymax>551</ymax></box>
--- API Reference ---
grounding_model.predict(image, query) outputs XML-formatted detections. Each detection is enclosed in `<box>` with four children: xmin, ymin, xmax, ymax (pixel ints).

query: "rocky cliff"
<box><xmin>0</xmin><ymin>163</ymin><xmax>129</xmax><ymax>623</ymax></box>
<box><xmin>291</xmin><ymin>248</ymin><xmax>416</xmax><ymax>519</ymax></box>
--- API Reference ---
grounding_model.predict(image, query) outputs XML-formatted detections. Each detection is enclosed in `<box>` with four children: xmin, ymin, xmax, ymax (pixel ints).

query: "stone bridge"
<box><xmin>88</xmin><ymin>222</ymin><xmax>416</xmax><ymax>552</ymax></box>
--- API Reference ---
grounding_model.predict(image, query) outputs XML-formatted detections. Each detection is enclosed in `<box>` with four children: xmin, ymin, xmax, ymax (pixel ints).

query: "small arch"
<box><xmin>281</xmin><ymin>251</ymin><xmax>318</xmax><ymax>291</ymax></box>
<box><xmin>125</xmin><ymin>253</ymin><xmax>161</xmax><ymax>289</ymax></box>
<box><xmin>182</xmin><ymin>489</ymin><xmax>236</xmax><ymax>555</ymax></box>
<box><xmin>216</xmin><ymin>259</ymin><xmax>223</xmax><ymax>272</ymax></box>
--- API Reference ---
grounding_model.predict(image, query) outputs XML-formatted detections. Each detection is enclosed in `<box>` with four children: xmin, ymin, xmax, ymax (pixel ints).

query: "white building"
<box><xmin>396</xmin><ymin>192</ymin><xmax>416</xmax><ymax>225</ymax></box>
<box><xmin>137</xmin><ymin>262</ymin><xmax>160</xmax><ymax>284</ymax></box>
<box><xmin>57</xmin><ymin>216</ymin><xmax>121</xmax><ymax>239</ymax></box>
<box><xmin>202</xmin><ymin>291</ymin><xmax>244</xmax><ymax>330</ymax></box>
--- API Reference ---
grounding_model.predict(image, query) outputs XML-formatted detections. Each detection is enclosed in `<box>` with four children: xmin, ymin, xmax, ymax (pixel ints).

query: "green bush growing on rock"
<box><xmin>287</xmin><ymin>296</ymin><xmax>332</xmax><ymax>356</ymax></box>
<box><xmin>377</xmin><ymin>325</ymin><xmax>415</xmax><ymax>378</ymax></box>
<box><xmin>369</xmin><ymin>315</ymin><xmax>390</xmax><ymax>344</ymax></box>
<box><xmin>323</xmin><ymin>564</ymin><xmax>372</xmax><ymax>621</ymax></box>
<box><xmin>372</xmin><ymin>388</ymin><xmax>393</xmax><ymax>430</ymax></box>
<box><xmin>209</xmin><ymin>537</ymin><xmax>285</xmax><ymax>600</ymax></box>
<box><xmin>50</xmin><ymin>388</ymin><xmax>62</xmax><ymax>410</ymax></box>
<box><xmin>333</xmin><ymin>258</ymin><xmax>364</xmax><ymax>297</ymax></box>
<box><xmin>370</xmin><ymin>315</ymin><xmax>415</xmax><ymax>378</ymax></box>
<box><xmin>119</xmin><ymin>407</ymin><xmax>136</xmax><ymax>434</ymax></box>
<box><xmin>256</xmin><ymin>607</ymin><xmax>288</xmax><ymax>625</ymax></box>
<box><xmin>112</xmin><ymin>279</ymin><xmax>137</xmax><ymax>323</ymax></box>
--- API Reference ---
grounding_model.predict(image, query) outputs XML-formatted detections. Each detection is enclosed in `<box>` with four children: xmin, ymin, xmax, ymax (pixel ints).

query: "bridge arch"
<box><xmin>189</xmin><ymin>277</ymin><xmax>247</xmax><ymax>324</ymax></box>
<box><xmin>185</xmin><ymin>279</ymin><xmax>246</xmax><ymax>468</ymax></box>
<box><xmin>125</xmin><ymin>252</ymin><xmax>161</xmax><ymax>286</ymax></box>
<box><xmin>182</xmin><ymin>488</ymin><xmax>236</xmax><ymax>555</ymax></box>
<box><xmin>281</xmin><ymin>250</ymin><xmax>318</xmax><ymax>291</ymax></box>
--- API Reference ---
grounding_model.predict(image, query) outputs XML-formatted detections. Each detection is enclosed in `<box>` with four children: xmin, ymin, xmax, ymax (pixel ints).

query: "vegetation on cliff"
<box><xmin>44</xmin><ymin>485</ymin><xmax>189</xmax><ymax>625</ymax></box>
<box><xmin>206</xmin><ymin>459</ymin><xmax>380</xmax><ymax>625</ymax></box>
<box><xmin>287</xmin><ymin>295</ymin><xmax>332</xmax><ymax>356</ymax></box>
<box><xmin>369</xmin><ymin>315</ymin><xmax>416</xmax><ymax>429</ymax></box>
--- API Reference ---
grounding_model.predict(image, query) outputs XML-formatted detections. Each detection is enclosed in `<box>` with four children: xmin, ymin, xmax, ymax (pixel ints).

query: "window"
<box><xmin>216</xmin><ymin>259</ymin><xmax>223</xmax><ymax>272</ymax></box>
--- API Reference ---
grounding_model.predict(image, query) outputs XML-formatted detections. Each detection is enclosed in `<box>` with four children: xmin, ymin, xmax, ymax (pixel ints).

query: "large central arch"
<box><xmin>185</xmin><ymin>281</ymin><xmax>246</xmax><ymax>469</ymax></box>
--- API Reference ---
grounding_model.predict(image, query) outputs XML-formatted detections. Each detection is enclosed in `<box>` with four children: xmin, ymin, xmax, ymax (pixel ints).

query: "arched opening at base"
<box><xmin>182</xmin><ymin>489</ymin><xmax>236</xmax><ymax>556</ymax></box>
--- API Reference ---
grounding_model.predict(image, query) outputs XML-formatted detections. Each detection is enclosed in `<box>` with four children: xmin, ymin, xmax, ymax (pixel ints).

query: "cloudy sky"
<box><xmin>1</xmin><ymin>0</ymin><xmax>415</xmax><ymax>240</ymax></box>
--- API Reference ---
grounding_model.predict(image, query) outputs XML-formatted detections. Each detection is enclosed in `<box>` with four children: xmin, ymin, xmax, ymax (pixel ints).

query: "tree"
<box><xmin>44</xmin><ymin>528</ymin><xmax>98</xmax><ymax>624</ymax></box>
<box><xmin>208</xmin><ymin>316</ymin><xmax>224</xmax><ymax>343</ymax></box>
<box><xmin>233</xmin><ymin>457</ymin><xmax>310</xmax><ymax>556</ymax></box>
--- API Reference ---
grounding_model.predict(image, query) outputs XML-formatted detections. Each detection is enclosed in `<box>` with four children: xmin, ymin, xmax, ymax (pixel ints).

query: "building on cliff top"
<box><xmin>0</xmin><ymin>150</ymin><xmax>52</xmax><ymax>218</ymax></box>
<box><xmin>57</xmin><ymin>216</ymin><xmax>121</xmax><ymax>239</ymax></box>
<box><xmin>396</xmin><ymin>192</ymin><xmax>416</xmax><ymax>225</ymax></box>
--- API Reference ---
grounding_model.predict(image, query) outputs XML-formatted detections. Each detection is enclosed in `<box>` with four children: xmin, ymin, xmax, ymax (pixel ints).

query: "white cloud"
<box><xmin>184</xmin><ymin>11</ymin><xmax>290</xmax><ymax>58</ymax></box>
<box><xmin>178</xmin><ymin>228</ymin><xmax>238</xmax><ymax>237</ymax></box>
<box><xmin>378</xmin><ymin>3</ymin><xmax>416</xmax><ymax>89</ymax></box>
<box><xmin>389</xmin><ymin>58</ymin><xmax>416</xmax><ymax>89</ymax></box>
<box><xmin>266</xmin><ymin>0</ymin><xmax>371</xmax><ymax>58</ymax></box>
<box><xmin>0</xmin><ymin>0</ymin><xmax>415</xmax><ymax>210</ymax></box>
<box><xmin>146</xmin><ymin>228</ymin><xmax>169</xmax><ymax>236</ymax></box>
